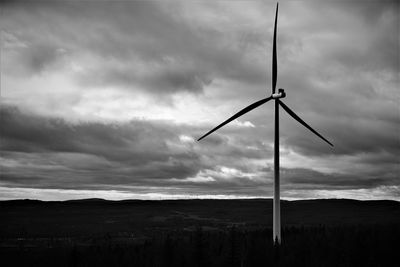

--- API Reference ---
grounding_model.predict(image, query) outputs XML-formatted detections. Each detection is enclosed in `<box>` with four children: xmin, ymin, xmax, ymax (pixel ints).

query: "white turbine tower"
<box><xmin>198</xmin><ymin>3</ymin><xmax>333</xmax><ymax>244</ymax></box>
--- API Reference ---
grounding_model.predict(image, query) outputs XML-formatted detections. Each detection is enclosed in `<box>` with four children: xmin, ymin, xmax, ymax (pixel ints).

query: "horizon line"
<box><xmin>1</xmin><ymin>197</ymin><xmax>398</xmax><ymax>203</ymax></box>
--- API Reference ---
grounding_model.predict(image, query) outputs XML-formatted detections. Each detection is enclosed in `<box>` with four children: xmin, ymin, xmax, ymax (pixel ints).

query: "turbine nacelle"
<box><xmin>272</xmin><ymin>88</ymin><xmax>286</xmax><ymax>99</ymax></box>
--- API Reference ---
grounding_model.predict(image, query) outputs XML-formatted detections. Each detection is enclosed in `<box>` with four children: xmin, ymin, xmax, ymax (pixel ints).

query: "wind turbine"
<box><xmin>197</xmin><ymin>3</ymin><xmax>333</xmax><ymax>243</ymax></box>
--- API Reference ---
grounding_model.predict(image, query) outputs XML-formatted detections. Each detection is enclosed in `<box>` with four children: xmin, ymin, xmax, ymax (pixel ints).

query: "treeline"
<box><xmin>1</xmin><ymin>224</ymin><xmax>399</xmax><ymax>267</ymax></box>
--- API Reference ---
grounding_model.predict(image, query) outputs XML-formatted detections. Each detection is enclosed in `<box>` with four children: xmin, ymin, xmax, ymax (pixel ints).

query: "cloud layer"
<box><xmin>1</xmin><ymin>0</ymin><xmax>399</xmax><ymax>200</ymax></box>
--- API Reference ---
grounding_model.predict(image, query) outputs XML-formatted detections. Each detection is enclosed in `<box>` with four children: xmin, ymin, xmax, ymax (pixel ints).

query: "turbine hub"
<box><xmin>272</xmin><ymin>88</ymin><xmax>286</xmax><ymax>99</ymax></box>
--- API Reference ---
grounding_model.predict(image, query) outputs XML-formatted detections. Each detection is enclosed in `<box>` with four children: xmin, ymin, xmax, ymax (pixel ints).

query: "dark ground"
<box><xmin>1</xmin><ymin>198</ymin><xmax>399</xmax><ymax>266</ymax></box>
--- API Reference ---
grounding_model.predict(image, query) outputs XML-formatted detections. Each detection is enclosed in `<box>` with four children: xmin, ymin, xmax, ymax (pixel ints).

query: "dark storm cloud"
<box><xmin>22</xmin><ymin>43</ymin><xmax>64</xmax><ymax>73</ymax></box>
<box><xmin>284</xmin><ymin>0</ymin><xmax>399</xmax><ymax>72</ymax></box>
<box><xmin>1</xmin><ymin>105</ymin><xmax>182</xmax><ymax>163</ymax></box>
<box><xmin>86</xmin><ymin>66</ymin><xmax>213</xmax><ymax>95</ymax></box>
<box><xmin>281</xmin><ymin>113</ymin><xmax>400</xmax><ymax>158</ymax></box>
<box><xmin>330</xmin><ymin>0</ymin><xmax>398</xmax><ymax>25</ymax></box>
<box><xmin>282</xmin><ymin>167</ymin><xmax>399</xmax><ymax>190</ymax></box>
<box><xmin>0</xmin><ymin>105</ymin><xmax>269</xmax><ymax>161</ymax></box>
<box><xmin>325</xmin><ymin>1</ymin><xmax>399</xmax><ymax>72</ymax></box>
<box><xmin>0</xmin><ymin>105</ymin><xmax>272</xmax><ymax>192</ymax></box>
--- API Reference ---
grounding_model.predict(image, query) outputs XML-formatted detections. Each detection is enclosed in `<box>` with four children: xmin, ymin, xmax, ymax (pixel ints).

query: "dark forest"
<box><xmin>1</xmin><ymin>199</ymin><xmax>399</xmax><ymax>266</ymax></box>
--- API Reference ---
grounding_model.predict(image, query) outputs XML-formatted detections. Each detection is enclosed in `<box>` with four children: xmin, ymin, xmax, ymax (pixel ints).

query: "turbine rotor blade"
<box><xmin>278</xmin><ymin>100</ymin><xmax>333</xmax><ymax>147</ymax></box>
<box><xmin>272</xmin><ymin>2</ymin><xmax>278</xmax><ymax>94</ymax></box>
<box><xmin>198</xmin><ymin>97</ymin><xmax>273</xmax><ymax>141</ymax></box>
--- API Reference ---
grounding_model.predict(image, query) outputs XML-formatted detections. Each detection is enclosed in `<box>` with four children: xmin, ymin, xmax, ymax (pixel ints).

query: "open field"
<box><xmin>1</xmin><ymin>199</ymin><xmax>399</xmax><ymax>266</ymax></box>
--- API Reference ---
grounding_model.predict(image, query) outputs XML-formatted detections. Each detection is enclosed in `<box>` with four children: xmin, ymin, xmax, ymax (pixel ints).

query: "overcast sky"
<box><xmin>1</xmin><ymin>0</ymin><xmax>399</xmax><ymax>201</ymax></box>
